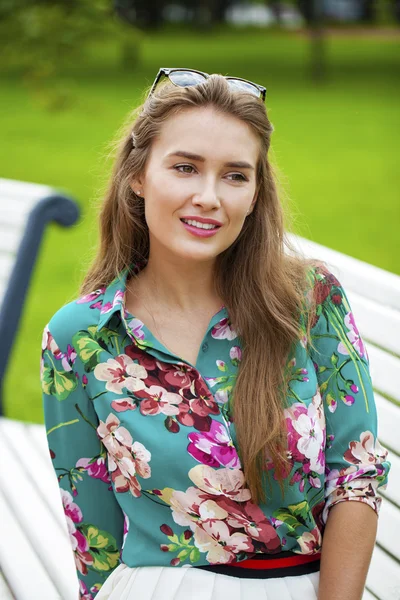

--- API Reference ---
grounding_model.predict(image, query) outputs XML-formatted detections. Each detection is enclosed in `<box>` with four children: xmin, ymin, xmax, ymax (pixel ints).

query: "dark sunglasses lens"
<box><xmin>169</xmin><ymin>70</ymin><xmax>207</xmax><ymax>87</ymax></box>
<box><xmin>227</xmin><ymin>79</ymin><xmax>261</xmax><ymax>98</ymax></box>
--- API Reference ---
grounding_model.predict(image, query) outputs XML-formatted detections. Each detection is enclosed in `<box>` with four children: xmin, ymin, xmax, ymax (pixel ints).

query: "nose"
<box><xmin>191</xmin><ymin>178</ymin><xmax>221</xmax><ymax>211</ymax></box>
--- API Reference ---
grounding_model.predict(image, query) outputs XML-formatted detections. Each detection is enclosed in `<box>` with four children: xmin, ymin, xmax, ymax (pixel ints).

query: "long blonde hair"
<box><xmin>81</xmin><ymin>75</ymin><xmax>321</xmax><ymax>503</ymax></box>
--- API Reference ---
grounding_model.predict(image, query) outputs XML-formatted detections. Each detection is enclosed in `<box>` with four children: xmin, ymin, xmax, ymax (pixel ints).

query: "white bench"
<box><xmin>0</xmin><ymin>178</ymin><xmax>79</xmax><ymax>598</ymax></box>
<box><xmin>0</xmin><ymin>201</ymin><xmax>398</xmax><ymax>598</ymax></box>
<box><xmin>0</xmin><ymin>178</ymin><xmax>79</xmax><ymax>415</ymax></box>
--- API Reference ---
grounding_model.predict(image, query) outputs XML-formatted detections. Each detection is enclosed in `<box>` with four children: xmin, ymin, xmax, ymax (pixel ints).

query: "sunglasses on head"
<box><xmin>148</xmin><ymin>67</ymin><xmax>267</xmax><ymax>102</ymax></box>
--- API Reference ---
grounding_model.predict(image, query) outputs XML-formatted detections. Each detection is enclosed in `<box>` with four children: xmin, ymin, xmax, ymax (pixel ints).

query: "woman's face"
<box><xmin>131</xmin><ymin>106</ymin><xmax>260</xmax><ymax>265</ymax></box>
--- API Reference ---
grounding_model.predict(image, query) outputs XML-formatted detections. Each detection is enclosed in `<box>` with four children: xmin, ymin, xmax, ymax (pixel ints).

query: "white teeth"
<box><xmin>182</xmin><ymin>219</ymin><xmax>218</xmax><ymax>230</ymax></box>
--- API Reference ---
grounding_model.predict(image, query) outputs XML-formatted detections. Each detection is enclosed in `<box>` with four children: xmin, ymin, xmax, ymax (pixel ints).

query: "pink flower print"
<box><xmin>89</xmin><ymin>300</ymin><xmax>103</xmax><ymax>310</ymax></box>
<box><xmin>139</xmin><ymin>385</ymin><xmax>182</xmax><ymax>416</ymax></box>
<box><xmin>123</xmin><ymin>513</ymin><xmax>130</xmax><ymax>548</ymax></box>
<box><xmin>43</xmin><ymin>329</ymin><xmax>63</xmax><ymax>358</ymax></box>
<box><xmin>79</xmin><ymin>580</ymin><xmax>95</xmax><ymax>600</ymax></box>
<box><xmin>42</xmin><ymin>325</ymin><xmax>51</xmax><ymax>351</ymax></box>
<box><xmin>97</xmin><ymin>413</ymin><xmax>134</xmax><ymax>451</ymax></box>
<box><xmin>111</xmin><ymin>397</ymin><xmax>137</xmax><ymax>412</ymax></box>
<box><xmin>61</xmin><ymin>488</ymin><xmax>83</xmax><ymax>524</ymax></box>
<box><xmin>125</xmin><ymin>345</ymin><xmax>158</xmax><ymax>370</ymax></box>
<box><xmin>52</xmin><ymin>343</ymin><xmax>77</xmax><ymax>372</ymax></box>
<box><xmin>342</xmin><ymin>394</ymin><xmax>355</xmax><ymax>406</ymax></box>
<box><xmin>158</xmin><ymin>361</ymin><xmax>194</xmax><ymax>389</ymax></box>
<box><xmin>169</xmin><ymin>486</ymin><xmax>208</xmax><ymax>528</ymax></box>
<box><xmin>286</xmin><ymin>391</ymin><xmax>325</xmax><ymax>462</ymax></box>
<box><xmin>211</xmin><ymin>317</ymin><xmax>238</xmax><ymax>341</ymax></box>
<box><xmin>189</xmin><ymin>378</ymin><xmax>220</xmax><ymax>417</ymax></box>
<box><xmin>61</xmin><ymin>490</ymin><xmax>93</xmax><ymax>574</ymax></box>
<box><xmin>194</xmin><ymin>520</ymin><xmax>253</xmax><ymax>564</ymax></box>
<box><xmin>291</xmin><ymin>401</ymin><xmax>325</xmax><ymax>475</ymax></box>
<box><xmin>198</xmin><ymin>498</ymin><xmax>230</xmax><ymax>523</ymax></box>
<box><xmin>215</xmin><ymin>389</ymin><xmax>229</xmax><ymax>404</ymax></box>
<box><xmin>131</xmin><ymin>441</ymin><xmax>152</xmax><ymax>478</ymax></box>
<box><xmin>189</xmin><ymin>464</ymin><xmax>252</xmax><ymax>502</ymax></box>
<box><xmin>94</xmin><ymin>354</ymin><xmax>147</xmax><ymax>394</ymax></box>
<box><xmin>126</xmin><ymin>317</ymin><xmax>146</xmax><ymax>341</ymax></box>
<box><xmin>337</xmin><ymin>311</ymin><xmax>366</xmax><ymax>359</ymax></box>
<box><xmin>76</xmin><ymin>456</ymin><xmax>110</xmax><ymax>484</ymax></box>
<box><xmin>220</xmin><ymin>499</ymin><xmax>281</xmax><ymax>551</ymax></box>
<box><xmin>296</xmin><ymin>527</ymin><xmax>322</xmax><ymax>554</ymax></box>
<box><xmin>77</xmin><ymin>288</ymin><xmax>106</xmax><ymax>304</ymax></box>
<box><xmin>343</xmin><ymin>431</ymin><xmax>388</xmax><ymax>466</ymax></box>
<box><xmin>97</xmin><ymin>414</ymin><xmax>151</xmax><ymax>496</ymax></box>
<box><xmin>187</xmin><ymin>420</ymin><xmax>240</xmax><ymax>468</ymax></box>
<box><xmin>229</xmin><ymin>346</ymin><xmax>242</xmax><ymax>364</ymax></box>
<box><xmin>100</xmin><ymin>289</ymin><xmax>124</xmax><ymax>315</ymax></box>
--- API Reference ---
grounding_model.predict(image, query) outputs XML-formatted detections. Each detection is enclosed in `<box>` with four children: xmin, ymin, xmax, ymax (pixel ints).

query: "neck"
<box><xmin>135</xmin><ymin>252</ymin><xmax>222</xmax><ymax>314</ymax></box>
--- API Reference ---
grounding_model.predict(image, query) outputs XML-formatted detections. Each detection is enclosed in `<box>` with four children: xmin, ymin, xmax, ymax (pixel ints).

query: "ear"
<box><xmin>247</xmin><ymin>192</ymin><xmax>258</xmax><ymax>215</ymax></box>
<box><xmin>129</xmin><ymin>175</ymin><xmax>145</xmax><ymax>196</ymax></box>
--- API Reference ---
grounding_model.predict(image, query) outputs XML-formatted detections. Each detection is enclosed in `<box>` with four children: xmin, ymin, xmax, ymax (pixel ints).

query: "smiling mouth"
<box><xmin>180</xmin><ymin>218</ymin><xmax>221</xmax><ymax>230</ymax></box>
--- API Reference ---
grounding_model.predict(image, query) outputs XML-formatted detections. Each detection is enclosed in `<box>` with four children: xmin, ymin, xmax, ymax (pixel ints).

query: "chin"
<box><xmin>173</xmin><ymin>244</ymin><xmax>221</xmax><ymax>263</ymax></box>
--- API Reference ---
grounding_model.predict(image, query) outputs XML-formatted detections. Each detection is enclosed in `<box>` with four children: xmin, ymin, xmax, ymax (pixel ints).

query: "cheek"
<box><xmin>226</xmin><ymin>200</ymin><xmax>251</xmax><ymax>227</ymax></box>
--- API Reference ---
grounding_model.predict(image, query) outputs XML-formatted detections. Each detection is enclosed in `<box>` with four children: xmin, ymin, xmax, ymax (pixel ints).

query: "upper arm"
<box><xmin>41</xmin><ymin>322</ymin><xmax>124</xmax><ymax>598</ymax></box>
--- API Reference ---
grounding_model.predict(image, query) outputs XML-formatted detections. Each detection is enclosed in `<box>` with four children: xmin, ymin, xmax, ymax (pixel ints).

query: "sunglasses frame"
<box><xmin>148</xmin><ymin>67</ymin><xmax>267</xmax><ymax>102</ymax></box>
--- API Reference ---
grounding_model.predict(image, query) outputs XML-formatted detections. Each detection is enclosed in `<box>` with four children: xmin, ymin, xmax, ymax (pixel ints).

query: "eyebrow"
<box><xmin>166</xmin><ymin>150</ymin><xmax>255</xmax><ymax>170</ymax></box>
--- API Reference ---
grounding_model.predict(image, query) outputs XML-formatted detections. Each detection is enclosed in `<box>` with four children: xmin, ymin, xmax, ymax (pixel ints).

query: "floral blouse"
<box><xmin>41</xmin><ymin>263</ymin><xmax>390</xmax><ymax>599</ymax></box>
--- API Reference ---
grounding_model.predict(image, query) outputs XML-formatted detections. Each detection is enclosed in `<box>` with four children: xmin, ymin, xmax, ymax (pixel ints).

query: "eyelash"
<box><xmin>174</xmin><ymin>164</ymin><xmax>248</xmax><ymax>182</ymax></box>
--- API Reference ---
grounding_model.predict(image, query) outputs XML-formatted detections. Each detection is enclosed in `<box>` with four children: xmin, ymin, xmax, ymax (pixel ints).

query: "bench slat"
<box><xmin>288</xmin><ymin>234</ymin><xmax>400</xmax><ymax>312</ymax></box>
<box><xmin>0</xmin><ymin>490</ymin><xmax>60</xmax><ymax>599</ymax></box>
<box><xmin>366</xmin><ymin>544</ymin><xmax>400</xmax><ymax>600</ymax></box>
<box><xmin>370</xmin><ymin>348</ymin><xmax>400</xmax><ymax>405</ymax></box>
<box><xmin>0</xmin><ymin>178</ymin><xmax>53</xmax><ymax>200</ymax></box>
<box><xmin>0</xmin><ymin>254</ymin><xmax>14</xmax><ymax>283</ymax></box>
<box><xmin>26</xmin><ymin>421</ymin><xmax>52</xmax><ymax>461</ymax></box>
<box><xmin>376</xmin><ymin>498</ymin><xmax>400</xmax><ymax>562</ymax></box>
<box><xmin>0</xmin><ymin>228</ymin><xmax>22</xmax><ymax>253</ymax></box>
<box><xmin>346</xmin><ymin>289</ymin><xmax>400</xmax><ymax>357</ymax></box>
<box><xmin>362</xmin><ymin>591</ymin><xmax>377</xmax><ymax>600</ymax></box>
<box><xmin>0</xmin><ymin>419</ymin><xmax>69</xmax><ymax>533</ymax></box>
<box><xmin>375</xmin><ymin>394</ymin><xmax>400</xmax><ymax>456</ymax></box>
<box><xmin>0</xmin><ymin>570</ymin><xmax>14</xmax><ymax>600</ymax></box>
<box><xmin>0</xmin><ymin>434</ymin><xmax>79</xmax><ymax>600</ymax></box>
<box><xmin>0</xmin><ymin>206</ymin><xmax>33</xmax><ymax>228</ymax></box>
<box><xmin>379</xmin><ymin>451</ymin><xmax>400</xmax><ymax>509</ymax></box>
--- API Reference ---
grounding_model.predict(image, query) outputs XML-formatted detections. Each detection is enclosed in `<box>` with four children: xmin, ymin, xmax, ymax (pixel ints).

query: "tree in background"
<box><xmin>0</xmin><ymin>0</ymin><xmax>141</xmax><ymax>109</ymax></box>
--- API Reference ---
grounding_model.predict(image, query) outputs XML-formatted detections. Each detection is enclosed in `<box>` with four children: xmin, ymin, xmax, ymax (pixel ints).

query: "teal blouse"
<box><xmin>41</xmin><ymin>263</ymin><xmax>390</xmax><ymax>599</ymax></box>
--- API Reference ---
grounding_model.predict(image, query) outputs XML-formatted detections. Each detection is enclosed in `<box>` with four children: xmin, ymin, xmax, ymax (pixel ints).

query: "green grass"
<box><xmin>1</xmin><ymin>28</ymin><xmax>399</xmax><ymax>422</ymax></box>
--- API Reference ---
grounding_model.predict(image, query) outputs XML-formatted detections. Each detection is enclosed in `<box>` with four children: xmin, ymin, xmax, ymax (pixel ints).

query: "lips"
<box><xmin>180</xmin><ymin>216</ymin><xmax>223</xmax><ymax>227</ymax></box>
<box><xmin>180</xmin><ymin>218</ymin><xmax>220</xmax><ymax>230</ymax></box>
<box><xmin>180</xmin><ymin>219</ymin><xmax>221</xmax><ymax>238</ymax></box>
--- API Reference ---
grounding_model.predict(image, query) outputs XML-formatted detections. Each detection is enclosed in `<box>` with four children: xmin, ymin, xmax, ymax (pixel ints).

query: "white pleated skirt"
<box><xmin>96</xmin><ymin>564</ymin><xmax>320</xmax><ymax>600</ymax></box>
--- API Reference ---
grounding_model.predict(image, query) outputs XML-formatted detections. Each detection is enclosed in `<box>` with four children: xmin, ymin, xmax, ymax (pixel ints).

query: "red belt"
<box><xmin>231</xmin><ymin>552</ymin><xmax>321</xmax><ymax>570</ymax></box>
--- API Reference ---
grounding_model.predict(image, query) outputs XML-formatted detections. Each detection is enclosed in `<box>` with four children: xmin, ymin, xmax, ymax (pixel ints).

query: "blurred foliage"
<box><xmin>0</xmin><ymin>0</ymin><xmax>142</xmax><ymax>110</ymax></box>
<box><xmin>1</xmin><ymin>26</ymin><xmax>399</xmax><ymax>421</ymax></box>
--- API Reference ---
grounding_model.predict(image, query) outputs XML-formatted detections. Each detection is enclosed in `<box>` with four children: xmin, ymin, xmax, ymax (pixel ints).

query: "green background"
<box><xmin>2</xmin><ymin>29</ymin><xmax>399</xmax><ymax>422</ymax></box>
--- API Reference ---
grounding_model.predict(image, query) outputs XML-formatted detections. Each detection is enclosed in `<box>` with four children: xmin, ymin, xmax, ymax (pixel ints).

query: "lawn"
<box><xmin>1</xmin><ymin>27</ymin><xmax>399</xmax><ymax>422</ymax></box>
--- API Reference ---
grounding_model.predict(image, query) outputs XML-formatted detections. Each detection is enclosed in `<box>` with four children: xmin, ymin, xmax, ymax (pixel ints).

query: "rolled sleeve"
<box><xmin>308</xmin><ymin>265</ymin><xmax>391</xmax><ymax>525</ymax></box>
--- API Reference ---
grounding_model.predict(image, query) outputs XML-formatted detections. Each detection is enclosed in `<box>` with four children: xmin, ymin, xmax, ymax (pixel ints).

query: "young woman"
<box><xmin>41</xmin><ymin>68</ymin><xmax>390</xmax><ymax>600</ymax></box>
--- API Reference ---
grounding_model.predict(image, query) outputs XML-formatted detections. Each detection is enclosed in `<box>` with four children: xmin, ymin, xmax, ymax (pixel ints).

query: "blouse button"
<box><xmin>202</xmin><ymin>342</ymin><xmax>209</xmax><ymax>352</ymax></box>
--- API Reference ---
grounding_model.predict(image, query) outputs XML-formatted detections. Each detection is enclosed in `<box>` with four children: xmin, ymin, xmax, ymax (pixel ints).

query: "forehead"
<box><xmin>150</xmin><ymin>106</ymin><xmax>260</xmax><ymax>163</ymax></box>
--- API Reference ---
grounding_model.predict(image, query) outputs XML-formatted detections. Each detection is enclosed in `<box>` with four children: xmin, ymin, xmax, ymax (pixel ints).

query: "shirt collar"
<box><xmin>97</xmin><ymin>267</ymin><xmax>129</xmax><ymax>332</ymax></box>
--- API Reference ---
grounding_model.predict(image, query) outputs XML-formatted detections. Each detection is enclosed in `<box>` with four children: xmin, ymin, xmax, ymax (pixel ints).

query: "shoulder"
<box><xmin>303</xmin><ymin>261</ymin><xmax>347</xmax><ymax>332</ymax></box>
<box><xmin>306</xmin><ymin>261</ymin><xmax>343</xmax><ymax>301</ymax></box>
<box><xmin>45</xmin><ymin>286</ymin><xmax>107</xmax><ymax>349</ymax></box>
